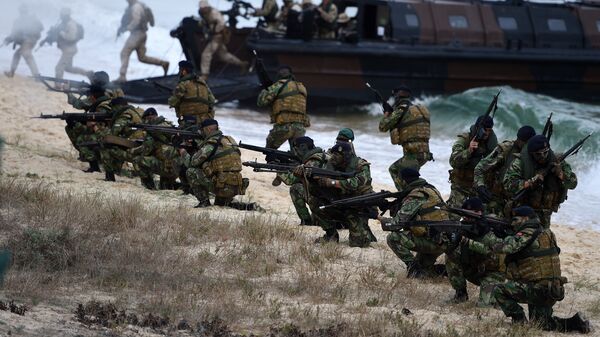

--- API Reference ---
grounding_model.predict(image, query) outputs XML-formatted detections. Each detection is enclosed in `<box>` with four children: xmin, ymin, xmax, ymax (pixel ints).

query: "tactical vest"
<box><xmin>114</xmin><ymin>106</ymin><xmax>144</xmax><ymax>139</ymax></box>
<box><xmin>203</xmin><ymin>134</ymin><xmax>244</xmax><ymax>197</ymax></box>
<box><xmin>272</xmin><ymin>79</ymin><xmax>308</xmax><ymax>125</ymax></box>
<box><xmin>391</xmin><ymin>104</ymin><xmax>431</xmax><ymax>154</ymax></box>
<box><xmin>449</xmin><ymin>132</ymin><xmax>497</xmax><ymax>189</ymax></box>
<box><xmin>506</xmin><ymin>225</ymin><xmax>561</xmax><ymax>283</ymax></box>
<box><xmin>518</xmin><ymin>149</ymin><xmax>568</xmax><ymax>212</ymax></box>
<box><xmin>405</xmin><ymin>182</ymin><xmax>448</xmax><ymax>236</ymax></box>
<box><xmin>177</xmin><ymin>76</ymin><xmax>214</xmax><ymax>120</ymax></box>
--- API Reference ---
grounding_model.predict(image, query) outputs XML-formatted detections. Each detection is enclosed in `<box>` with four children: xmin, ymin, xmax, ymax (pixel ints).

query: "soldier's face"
<box><xmin>330</xmin><ymin>152</ymin><xmax>346</xmax><ymax>168</ymax></box>
<box><xmin>482</xmin><ymin>128</ymin><xmax>492</xmax><ymax>140</ymax></box>
<box><xmin>532</xmin><ymin>147</ymin><xmax>550</xmax><ymax>164</ymax></box>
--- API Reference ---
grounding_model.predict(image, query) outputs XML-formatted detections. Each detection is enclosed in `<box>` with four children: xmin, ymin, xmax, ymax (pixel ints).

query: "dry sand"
<box><xmin>1</xmin><ymin>76</ymin><xmax>600</xmax><ymax>336</ymax></box>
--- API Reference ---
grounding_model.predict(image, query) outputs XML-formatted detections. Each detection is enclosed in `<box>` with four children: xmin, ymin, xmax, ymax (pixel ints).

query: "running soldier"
<box><xmin>3</xmin><ymin>5</ymin><xmax>43</xmax><ymax>77</ymax></box>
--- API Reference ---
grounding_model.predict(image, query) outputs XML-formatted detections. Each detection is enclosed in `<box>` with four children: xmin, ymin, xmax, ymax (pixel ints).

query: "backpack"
<box><xmin>75</xmin><ymin>22</ymin><xmax>84</xmax><ymax>41</ymax></box>
<box><xmin>141</xmin><ymin>2</ymin><xmax>155</xmax><ymax>27</ymax></box>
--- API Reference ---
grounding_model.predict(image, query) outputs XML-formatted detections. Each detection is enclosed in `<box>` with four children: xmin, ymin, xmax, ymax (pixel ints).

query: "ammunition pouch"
<box><xmin>449</xmin><ymin>168</ymin><xmax>475</xmax><ymax>189</ymax></box>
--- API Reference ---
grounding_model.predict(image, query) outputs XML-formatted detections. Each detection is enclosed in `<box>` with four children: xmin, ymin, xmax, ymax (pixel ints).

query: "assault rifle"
<box><xmin>34</xmin><ymin>75</ymin><xmax>91</xmax><ymax>95</ymax></box>
<box><xmin>444</xmin><ymin>206</ymin><xmax>511</xmax><ymax>237</ymax></box>
<box><xmin>130</xmin><ymin>124</ymin><xmax>200</xmax><ymax>138</ymax></box>
<box><xmin>542</xmin><ymin>112</ymin><xmax>553</xmax><ymax>141</ymax></box>
<box><xmin>33</xmin><ymin>112</ymin><xmax>112</xmax><ymax>123</ymax></box>
<box><xmin>319</xmin><ymin>189</ymin><xmax>409</xmax><ymax>215</ymax></box>
<box><xmin>473</xmin><ymin>90</ymin><xmax>501</xmax><ymax>140</ymax></box>
<box><xmin>144</xmin><ymin>79</ymin><xmax>174</xmax><ymax>93</ymax></box>
<box><xmin>238</xmin><ymin>141</ymin><xmax>299</xmax><ymax>164</ymax></box>
<box><xmin>37</xmin><ymin>23</ymin><xmax>60</xmax><ymax>50</ymax></box>
<box><xmin>512</xmin><ymin>133</ymin><xmax>592</xmax><ymax>201</ymax></box>
<box><xmin>366</xmin><ymin>83</ymin><xmax>393</xmax><ymax>114</ymax></box>
<box><xmin>253</xmin><ymin>50</ymin><xmax>273</xmax><ymax>89</ymax></box>
<box><xmin>79</xmin><ymin>136</ymin><xmax>143</xmax><ymax>149</ymax></box>
<box><xmin>242</xmin><ymin>161</ymin><xmax>355</xmax><ymax>179</ymax></box>
<box><xmin>381</xmin><ymin>220</ymin><xmax>476</xmax><ymax>233</ymax></box>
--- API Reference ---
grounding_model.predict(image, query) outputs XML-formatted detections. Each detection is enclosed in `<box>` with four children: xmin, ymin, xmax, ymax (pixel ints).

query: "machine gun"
<box><xmin>472</xmin><ymin>90</ymin><xmax>501</xmax><ymax>140</ymax></box>
<box><xmin>221</xmin><ymin>0</ymin><xmax>254</xmax><ymax>29</ymax></box>
<box><xmin>34</xmin><ymin>75</ymin><xmax>91</xmax><ymax>95</ymax></box>
<box><xmin>381</xmin><ymin>219</ymin><xmax>475</xmax><ymax>233</ymax></box>
<box><xmin>512</xmin><ymin>133</ymin><xmax>592</xmax><ymax>201</ymax></box>
<box><xmin>130</xmin><ymin>124</ymin><xmax>200</xmax><ymax>138</ymax></box>
<box><xmin>33</xmin><ymin>112</ymin><xmax>112</xmax><ymax>123</ymax></box>
<box><xmin>37</xmin><ymin>24</ymin><xmax>60</xmax><ymax>50</ymax></box>
<box><xmin>542</xmin><ymin>112</ymin><xmax>553</xmax><ymax>142</ymax></box>
<box><xmin>242</xmin><ymin>161</ymin><xmax>355</xmax><ymax>179</ymax></box>
<box><xmin>238</xmin><ymin>141</ymin><xmax>299</xmax><ymax>164</ymax></box>
<box><xmin>253</xmin><ymin>50</ymin><xmax>273</xmax><ymax>89</ymax></box>
<box><xmin>444</xmin><ymin>206</ymin><xmax>511</xmax><ymax>238</ymax></box>
<box><xmin>366</xmin><ymin>83</ymin><xmax>393</xmax><ymax>114</ymax></box>
<box><xmin>319</xmin><ymin>190</ymin><xmax>410</xmax><ymax>216</ymax></box>
<box><xmin>144</xmin><ymin>79</ymin><xmax>174</xmax><ymax>93</ymax></box>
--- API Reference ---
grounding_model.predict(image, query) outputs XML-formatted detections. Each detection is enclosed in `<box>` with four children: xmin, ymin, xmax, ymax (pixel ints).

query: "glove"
<box><xmin>551</xmin><ymin>162</ymin><xmax>564</xmax><ymax>180</ymax></box>
<box><xmin>318</xmin><ymin>177</ymin><xmax>337</xmax><ymax>188</ymax></box>
<box><xmin>476</xmin><ymin>222</ymin><xmax>490</xmax><ymax>237</ymax></box>
<box><xmin>292</xmin><ymin>165</ymin><xmax>304</xmax><ymax>177</ymax></box>
<box><xmin>476</xmin><ymin>185</ymin><xmax>492</xmax><ymax>203</ymax></box>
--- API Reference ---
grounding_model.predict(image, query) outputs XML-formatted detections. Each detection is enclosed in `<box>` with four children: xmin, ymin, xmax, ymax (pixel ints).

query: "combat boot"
<box><xmin>141</xmin><ymin>178</ymin><xmax>156</xmax><ymax>190</ymax></box>
<box><xmin>105</xmin><ymin>172</ymin><xmax>116</xmax><ymax>182</ymax></box>
<box><xmin>511</xmin><ymin>313</ymin><xmax>528</xmax><ymax>325</ymax></box>
<box><xmin>554</xmin><ymin>312</ymin><xmax>591</xmax><ymax>333</ymax></box>
<box><xmin>83</xmin><ymin>161</ymin><xmax>101</xmax><ymax>173</ymax></box>
<box><xmin>300</xmin><ymin>218</ymin><xmax>313</xmax><ymax>226</ymax></box>
<box><xmin>159</xmin><ymin>178</ymin><xmax>176</xmax><ymax>190</ymax></box>
<box><xmin>406</xmin><ymin>262</ymin><xmax>426</xmax><ymax>279</ymax></box>
<box><xmin>271</xmin><ymin>176</ymin><xmax>282</xmax><ymax>186</ymax></box>
<box><xmin>194</xmin><ymin>199</ymin><xmax>211</xmax><ymax>208</ymax></box>
<box><xmin>314</xmin><ymin>230</ymin><xmax>339</xmax><ymax>244</ymax></box>
<box><xmin>452</xmin><ymin>288</ymin><xmax>469</xmax><ymax>303</ymax></box>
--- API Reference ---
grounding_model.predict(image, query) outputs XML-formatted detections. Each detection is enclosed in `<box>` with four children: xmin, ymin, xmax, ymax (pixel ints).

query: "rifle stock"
<box><xmin>238</xmin><ymin>141</ymin><xmax>298</xmax><ymax>164</ymax></box>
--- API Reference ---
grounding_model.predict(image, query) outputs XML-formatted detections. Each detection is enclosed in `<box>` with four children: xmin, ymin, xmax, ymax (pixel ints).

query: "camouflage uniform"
<box><xmin>5</xmin><ymin>10</ymin><xmax>43</xmax><ymax>76</ymax></box>
<box><xmin>379</xmin><ymin>98</ymin><xmax>432</xmax><ymax>191</ymax></box>
<box><xmin>473</xmin><ymin>140</ymin><xmax>524</xmax><ymax>217</ymax></box>
<box><xmin>73</xmin><ymin>96</ymin><xmax>113</xmax><ymax>164</ymax></box>
<box><xmin>253</xmin><ymin>0</ymin><xmax>279</xmax><ymax>30</ymax></box>
<box><xmin>118</xmin><ymin>1</ymin><xmax>168</xmax><ymax>81</ymax></box>
<box><xmin>183</xmin><ymin>130</ymin><xmax>247</xmax><ymax>205</ymax></box>
<box><xmin>316</xmin><ymin>1</ymin><xmax>338</xmax><ymax>39</ymax></box>
<box><xmin>445</xmin><ymin>228</ymin><xmax>505</xmax><ymax>306</ymax></box>
<box><xmin>386</xmin><ymin>178</ymin><xmax>447</xmax><ymax>276</ymax></box>
<box><xmin>448</xmin><ymin>131</ymin><xmax>498</xmax><ymax>210</ymax></box>
<box><xmin>129</xmin><ymin>117</ymin><xmax>181</xmax><ymax>189</ymax></box>
<box><xmin>257</xmin><ymin>77</ymin><xmax>309</xmax><ymax>149</ymax></box>
<box><xmin>199</xmin><ymin>7</ymin><xmax>246</xmax><ymax>78</ymax></box>
<box><xmin>503</xmin><ymin>149</ymin><xmax>577</xmax><ymax>228</ymax></box>
<box><xmin>168</xmin><ymin>73</ymin><xmax>215</xmax><ymax>128</ymax></box>
<box><xmin>279</xmin><ymin>147</ymin><xmax>327</xmax><ymax>225</ymax></box>
<box><xmin>100</xmin><ymin>104</ymin><xmax>145</xmax><ymax>176</ymax></box>
<box><xmin>464</xmin><ymin>216</ymin><xmax>566</xmax><ymax>329</ymax></box>
<box><xmin>309</xmin><ymin>156</ymin><xmax>374</xmax><ymax>247</ymax></box>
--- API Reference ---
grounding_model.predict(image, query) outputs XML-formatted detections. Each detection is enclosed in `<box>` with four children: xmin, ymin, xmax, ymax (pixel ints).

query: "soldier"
<box><xmin>503</xmin><ymin>135</ymin><xmax>577</xmax><ymax>228</ymax></box>
<box><xmin>378</xmin><ymin>85</ymin><xmax>432</xmax><ymax>191</ymax></box>
<box><xmin>40</xmin><ymin>8</ymin><xmax>92</xmax><ymax>80</ymax></box>
<box><xmin>3</xmin><ymin>4</ymin><xmax>43</xmax><ymax>77</ymax></box>
<box><xmin>67</xmin><ymin>71</ymin><xmax>123</xmax><ymax>111</ymax></box>
<box><xmin>380</xmin><ymin>168</ymin><xmax>447</xmax><ymax>278</ymax></box>
<box><xmin>278</xmin><ymin>136</ymin><xmax>327</xmax><ymax>226</ymax></box>
<box><xmin>309</xmin><ymin>142</ymin><xmax>374</xmax><ymax>247</ymax></box>
<box><xmin>456</xmin><ymin>206</ymin><xmax>590</xmax><ymax>333</ymax></box>
<box><xmin>277</xmin><ymin>0</ymin><xmax>296</xmax><ymax>31</ymax></box>
<box><xmin>168</xmin><ymin>60</ymin><xmax>216</xmax><ymax>128</ymax></box>
<box><xmin>257</xmin><ymin>65</ymin><xmax>309</xmax><ymax>150</ymax></box>
<box><xmin>129</xmin><ymin>108</ymin><xmax>181</xmax><ymax>190</ymax></box>
<box><xmin>315</xmin><ymin>0</ymin><xmax>338</xmax><ymax>39</ymax></box>
<box><xmin>198</xmin><ymin>0</ymin><xmax>249</xmax><ymax>80</ymax></box>
<box><xmin>444</xmin><ymin>197</ymin><xmax>505</xmax><ymax>306</ymax></box>
<box><xmin>116</xmin><ymin>0</ymin><xmax>169</xmax><ymax>82</ymax></box>
<box><xmin>100</xmin><ymin>97</ymin><xmax>145</xmax><ymax>182</ymax></box>
<box><xmin>474</xmin><ymin>126</ymin><xmax>536</xmax><ymax>217</ymax></box>
<box><xmin>180</xmin><ymin>119</ymin><xmax>249</xmax><ymax>208</ymax></box>
<box><xmin>252</xmin><ymin>0</ymin><xmax>279</xmax><ymax>30</ymax></box>
<box><xmin>448</xmin><ymin>115</ymin><xmax>497</xmax><ymax>209</ymax></box>
<box><xmin>336</xmin><ymin>13</ymin><xmax>357</xmax><ymax>43</ymax></box>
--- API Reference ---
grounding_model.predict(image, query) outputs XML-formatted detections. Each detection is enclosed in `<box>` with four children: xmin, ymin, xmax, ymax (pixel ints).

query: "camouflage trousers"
<box><xmin>386</xmin><ymin>231</ymin><xmax>445</xmax><ymax>274</ymax></box>
<box><xmin>132</xmin><ymin>155</ymin><xmax>180</xmax><ymax>181</ymax></box>
<box><xmin>100</xmin><ymin>147</ymin><xmax>129</xmax><ymax>174</ymax></box>
<box><xmin>447</xmin><ymin>185</ymin><xmax>477</xmax><ymax>219</ymax></box>
<box><xmin>389</xmin><ymin>151</ymin><xmax>431</xmax><ymax>191</ymax></box>
<box><xmin>186</xmin><ymin>168</ymin><xmax>247</xmax><ymax>205</ymax></box>
<box><xmin>310</xmin><ymin>197</ymin><xmax>372</xmax><ymax>247</ymax></box>
<box><xmin>266</xmin><ymin>122</ymin><xmax>306</xmax><ymax>150</ymax></box>
<box><xmin>289</xmin><ymin>182</ymin><xmax>311</xmax><ymax>225</ymax></box>
<box><xmin>445</xmin><ymin>249</ymin><xmax>505</xmax><ymax>307</ymax></box>
<box><xmin>494</xmin><ymin>279</ymin><xmax>564</xmax><ymax>329</ymax></box>
<box><xmin>75</xmin><ymin>132</ymin><xmax>103</xmax><ymax>162</ymax></box>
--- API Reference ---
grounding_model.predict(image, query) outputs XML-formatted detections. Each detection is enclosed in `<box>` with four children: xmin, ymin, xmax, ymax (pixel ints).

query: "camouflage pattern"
<box><xmin>503</xmin><ymin>149</ymin><xmax>577</xmax><ymax>228</ymax></box>
<box><xmin>473</xmin><ymin>140</ymin><xmax>521</xmax><ymax>217</ymax></box>
<box><xmin>265</xmin><ymin>122</ymin><xmax>306</xmax><ymax>149</ymax></box>
<box><xmin>379</xmin><ymin>98</ymin><xmax>432</xmax><ymax>191</ymax></box>
<box><xmin>386</xmin><ymin>178</ymin><xmax>447</xmax><ymax>274</ymax></box>
<box><xmin>100</xmin><ymin>105</ymin><xmax>144</xmax><ymax>175</ymax></box>
<box><xmin>183</xmin><ymin>130</ymin><xmax>246</xmax><ymax>204</ymax></box>
<box><xmin>464</xmin><ymin>216</ymin><xmax>564</xmax><ymax>328</ymax></box>
<box><xmin>445</xmin><ymin>230</ymin><xmax>505</xmax><ymax>307</ymax></box>
<box><xmin>167</xmin><ymin>74</ymin><xmax>215</xmax><ymax>127</ymax></box>
<box><xmin>258</xmin><ymin>79</ymin><xmax>309</xmax><ymax>124</ymax></box>
<box><xmin>448</xmin><ymin>131</ymin><xmax>498</xmax><ymax>209</ymax></box>
<box><xmin>308</xmin><ymin>156</ymin><xmax>374</xmax><ymax>247</ymax></box>
<box><xmin>279</xmin><ymin>147</ymin><xmax>327</xmax><ymax>225</ymax></box>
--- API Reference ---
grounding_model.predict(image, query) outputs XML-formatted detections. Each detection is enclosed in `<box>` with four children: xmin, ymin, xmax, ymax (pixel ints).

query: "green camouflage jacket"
<box><xmin>378</xmin><ymin>98</ymin><xmax>410</xmax><ymax>132</ymax></box>
<box><xmin>129</xmin><ymin>117</ymin><xmax>173</xmax><ymax>156</ymax></box>
<box><xmin>503</xmin><ymin>154</ymin><xmax>577</xmax><ymax>195</ymax></box>
<box><xmin>473</xmin><ymin>139</ymin><xmax>521</xmax><ymax>191</ymax></box>
<box><xmin>450</xmin><ymin>131</ymin><xmax>498</xmax><ymax>169</ymax></box>
<box><xmin>463</xmin><ymin>219</ymin><xmax>542</xmax><ymax>256</ymax></box>
<box><xmin>280</xmin><ymin>147</ymin><xmax>327</xmax><ymax>186</ymax></box>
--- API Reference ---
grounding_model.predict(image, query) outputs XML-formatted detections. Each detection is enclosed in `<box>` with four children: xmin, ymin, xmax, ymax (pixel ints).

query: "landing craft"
<box><xmin>121</xmin><ymin>0</ymin><xmax>600</xmax><ymax>107</ymax></box>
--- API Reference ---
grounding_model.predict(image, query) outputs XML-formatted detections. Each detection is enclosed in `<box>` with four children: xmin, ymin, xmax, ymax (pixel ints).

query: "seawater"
<box><xmin>1</xmin><ymin>1</ymin><xmax>598</xmax><ymax>228</ymax></box>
